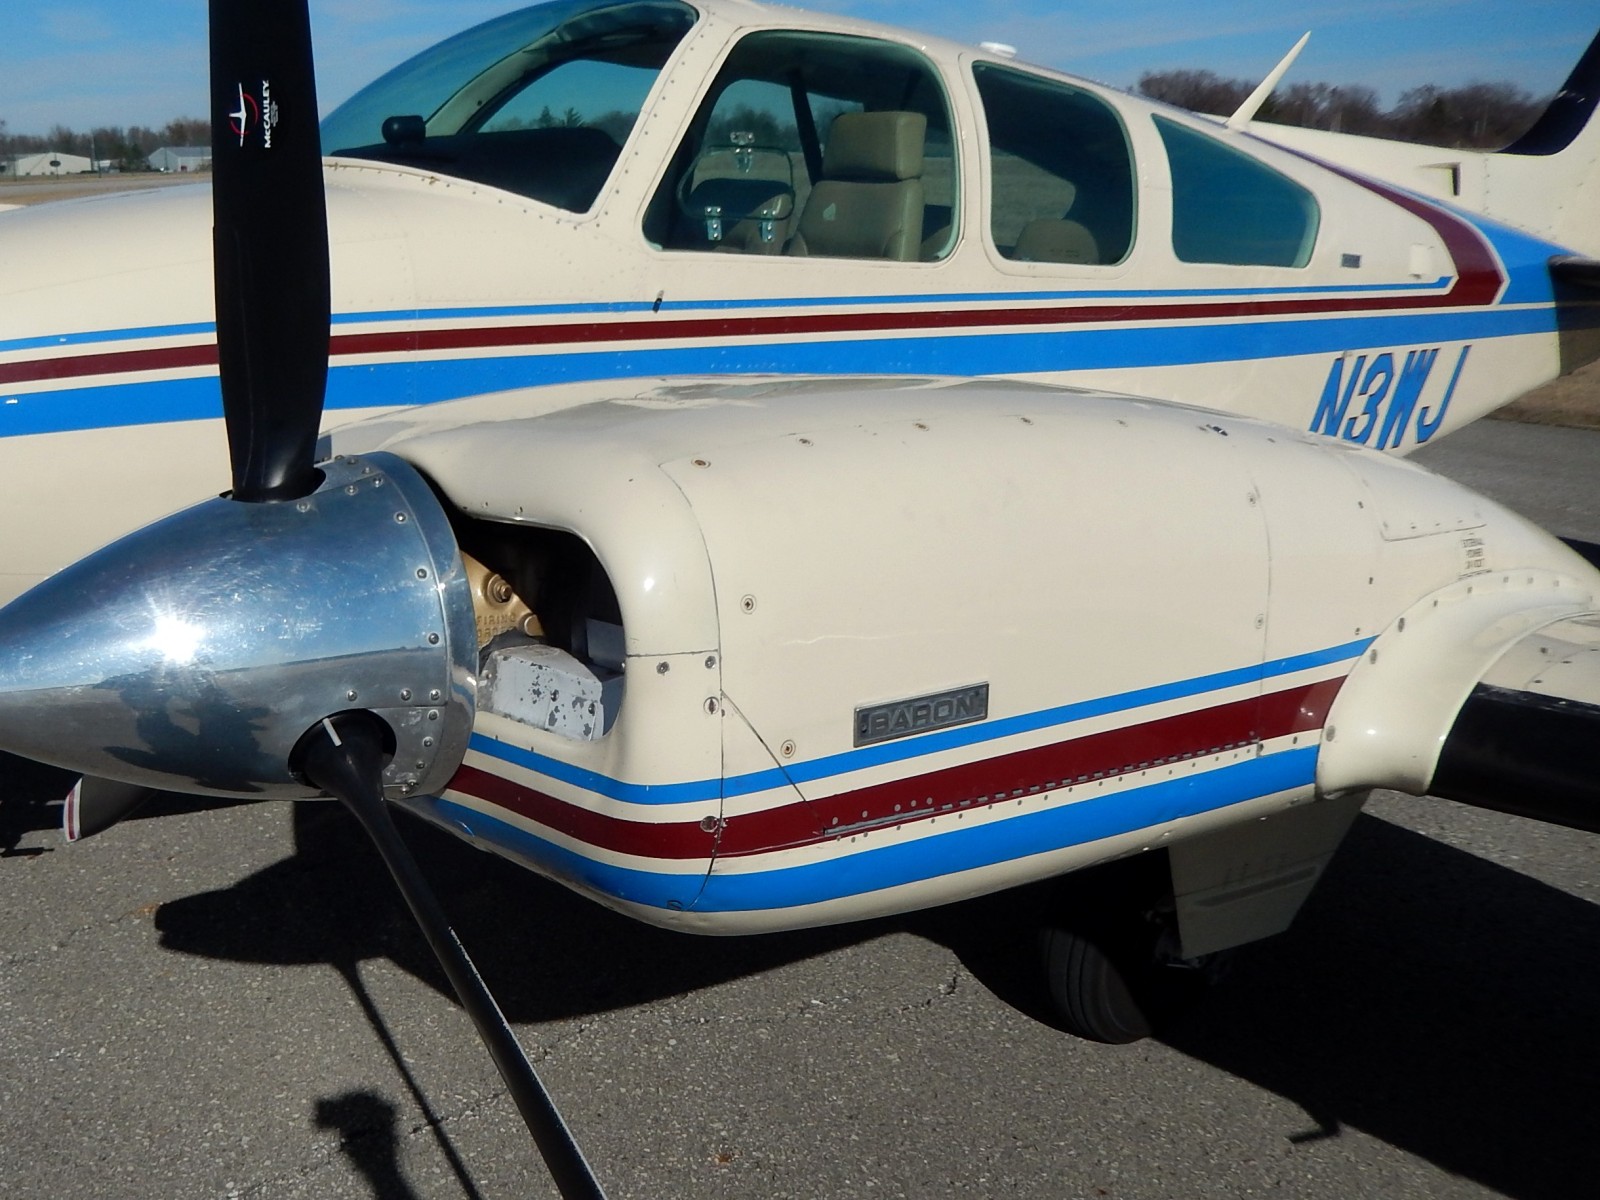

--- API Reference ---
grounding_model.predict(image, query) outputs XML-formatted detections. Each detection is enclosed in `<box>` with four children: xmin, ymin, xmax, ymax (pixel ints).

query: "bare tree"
<box><xmin>160</xmin><ymin>117</ymin><xmax>209</xmax><ymax>147</ymax></box>
<box><xmin>1137</xmin><ymin>69</ymin><xmax>1253</xmax><ymax>117</ymax></box>
<box><xmin>1390</xmin><ymin>82</ymin><xmax>1545</xmax><ymax>147</ymax></box>
<box><xmin>1137</xmin><ymin>71</ymin><xmax>1549</xmax><ymax>148</ymax></box>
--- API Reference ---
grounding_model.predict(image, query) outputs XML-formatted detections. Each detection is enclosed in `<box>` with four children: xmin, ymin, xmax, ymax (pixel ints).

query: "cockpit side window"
<box><xmin>1153</xmin><ymin>116</ymin><xmax>1319</xmax><ymax>267</ymax></box>
<box><xmin>973</xmin><ymin>64</ymin><xmax>1136</xmax><ymax>267</ymax></box>
<box><xmin>473</xmin><ymin>58</ymin><xmax>661</xmax><ymax>142</ymax></box>
<box><xmin>321</xmin><ymin>0</ymin><xmax>696</xmax><ymax>213</ymax></box>
<box><xmin>645</xmin><ymin>31</ymin><xmax>958</xmax><ymax>262</ymax></box>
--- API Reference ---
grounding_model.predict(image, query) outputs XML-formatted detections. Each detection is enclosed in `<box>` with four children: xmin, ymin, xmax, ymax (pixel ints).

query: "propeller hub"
<box><xmin>0</xmin><ymin>453</ymin><xmax>475</xmax><ymax>800</ymax></box>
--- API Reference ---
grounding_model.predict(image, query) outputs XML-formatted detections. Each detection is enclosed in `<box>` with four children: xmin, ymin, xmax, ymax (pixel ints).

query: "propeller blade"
<box><xmin>63</xmin><ymin>776</ymin><xmax>152</xmax><ymax>842</ymax></box>
<box><xmin>209</xmin><ymin>0</ymin><xmax>330</xmax><ymax>503</ymax></box>
<box><xmin>7</xmin><ymin>0</ymin><xmax>600</xmax><ymax>1189</ymax></box>
<box><xmin>297</xmin><ymin>712</ymin><xmax>607</xmax><ymax>1200</ymax></box>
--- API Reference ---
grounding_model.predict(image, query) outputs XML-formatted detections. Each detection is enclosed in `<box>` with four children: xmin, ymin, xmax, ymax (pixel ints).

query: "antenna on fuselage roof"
<box><xmin>1228</xmin><ymin>31</ymin><xmax>1311</xmax><ymax>129</ymax></box>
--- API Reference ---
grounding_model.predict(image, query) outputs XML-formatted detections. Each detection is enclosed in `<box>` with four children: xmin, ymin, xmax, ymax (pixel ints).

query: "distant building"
<box><xmin>148</xmin><ymin>146</ymin><xmax>211</xmax><ymax>173</ymax></box>
<box><xmin>5</xmin><ymin>151</ymin><xmax>93</xmax><ymax>177</ymax></box>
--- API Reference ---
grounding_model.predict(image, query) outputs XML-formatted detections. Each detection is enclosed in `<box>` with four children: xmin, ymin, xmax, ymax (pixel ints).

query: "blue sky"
<box><xmin>0</xmin><ymin>0</ymin><xmax>1593</xmax><ymax>136</ymax></box>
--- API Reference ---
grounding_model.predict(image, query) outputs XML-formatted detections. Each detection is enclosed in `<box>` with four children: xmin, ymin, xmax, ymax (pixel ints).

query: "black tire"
<box><xmin>1036</xmin><ymin>854</ymin><xmax>1216</xmax><ymax>1043</ymax></box>
<box><xmin>1039</xmin><ymin>922</ymin><xmax>1157</xmax><ymax>1044</ymax></box>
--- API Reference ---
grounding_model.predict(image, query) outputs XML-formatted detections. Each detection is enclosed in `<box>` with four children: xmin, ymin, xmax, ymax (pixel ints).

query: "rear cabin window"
<box><xmin>973</xmin><ymin>63</ymin><xmax>1135</xmax><ymax>267</ymax></box>
<box><xmin>1154</xmin><ymin>116</ymin><xmax>1319</xmax><ymax>268</ymax></box>
<box><xmin>645</xmin><ymin>31</ymin><xmax>958</xmax><ymax>262</ymax></box>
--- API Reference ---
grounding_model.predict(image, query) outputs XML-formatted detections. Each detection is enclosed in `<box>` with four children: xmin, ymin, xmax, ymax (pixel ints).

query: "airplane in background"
<box><xmin>1</xmin><ymin>1</ymin><xmax>1599</xmax><ymax>1194</ymax></box>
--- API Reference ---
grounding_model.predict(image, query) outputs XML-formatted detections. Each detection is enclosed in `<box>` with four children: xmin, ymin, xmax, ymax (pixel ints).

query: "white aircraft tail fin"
<box><xmin>1491</xmin><ymin>31</ymin><xmax>1600</xmax><ymax>255</ymax></box>
<box><xmin>1246</xmin><ymin>29</ymin><xmax>1600</xmax><ymax>256</ymax></box>
<box><xmin>1501</xmin><ymin>33</ymin><xmax>1600</xmax><ymax>160</ymax></box>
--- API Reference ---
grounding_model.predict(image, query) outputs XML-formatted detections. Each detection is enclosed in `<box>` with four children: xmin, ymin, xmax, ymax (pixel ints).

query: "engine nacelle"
<box><xmin>348</xmin><ymin>377</ymin><xmax>1600</xmax><ymax>931</ymax></box>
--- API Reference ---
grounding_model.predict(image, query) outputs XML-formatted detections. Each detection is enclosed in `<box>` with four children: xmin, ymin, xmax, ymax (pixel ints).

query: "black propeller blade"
<box><xmin>209</xmin><ymin>0</ymin><xmax>329</xmax><ymax>502</ymax></box>
<box><xmin>297</xmin><ymin>714</ymin><xmax>607</xmax><ymax>1200</ymax></box>
<box><xmin>0</xmin><ymin>2</ymin><xmax>618</xmax><ymax>1193</ymax></box>
<box><xmin>0</xmin><ymin>0</ymin><xmax>606</xmax><ymax>1187</ymax></box>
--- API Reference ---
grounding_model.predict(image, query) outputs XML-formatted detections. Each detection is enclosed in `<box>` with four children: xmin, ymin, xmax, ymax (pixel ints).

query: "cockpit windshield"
<box><xmin>320</xmin><ymin>0</ymin><xmax>698</xmax><ymax>212</ymax></box>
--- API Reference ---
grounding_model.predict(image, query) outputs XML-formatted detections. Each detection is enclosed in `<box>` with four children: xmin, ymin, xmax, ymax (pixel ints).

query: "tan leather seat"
<box><xmin>790</xmin><ymin>111</ymin><xmax>926</xmax><ymax>261</ymax></box>
<box><xmin>682</xmin><ymin>176</ymin><xmax>795</xmax><ymax>254</ymax></box>
<box><xmin>677</xmin><ymin>145</ymin><xmax>796</xmax><ymax>254</ymax></box>
<box><xmin>1012</xmin><ymin>217</ymin><xmax>1100</xmax><ymax>265</ymax></box>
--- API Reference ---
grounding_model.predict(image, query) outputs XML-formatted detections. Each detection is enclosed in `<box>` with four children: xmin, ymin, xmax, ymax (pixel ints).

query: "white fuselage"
<box><xmin>0</xmin><ymin>0</ymin><xmax>1589</xmax><ymax>604</ymax></box>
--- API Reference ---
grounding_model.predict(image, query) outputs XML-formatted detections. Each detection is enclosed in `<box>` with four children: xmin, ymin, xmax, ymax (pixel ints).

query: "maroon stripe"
<box><xmin>0</xmin><ymin>342</ymin><xmax>217</xmax><ymax>385</ymax></box>
<box><xmin>1263</xmin><ymin>142</ymin><xmax>1505</xmax><ymax>306</ymax></box>
<box><xmin>0</xmin><ymin>253</ymin><xmax>1494</xmax><ymax>389</ymax></box>
<box><xmin>447</xmin><ymin>677</ymin><xmax>1343</xmax><ymax>862</ymax></box>
<box><xmin>452</xmin><ymin>763</ymin><xmax>719</xmax><ymax>859</ymax></box>
<box><xmin>327</xmin><ymin>284</ymin><xmax>1483</xmax><ymax>362</ymax></box>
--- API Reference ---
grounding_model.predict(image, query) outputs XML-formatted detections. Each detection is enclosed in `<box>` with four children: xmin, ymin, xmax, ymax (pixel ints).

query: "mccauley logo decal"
<box><xmin>227</xmin><ymin>79</ymin><xmax>279</xmax><ymax>149</ymax></box>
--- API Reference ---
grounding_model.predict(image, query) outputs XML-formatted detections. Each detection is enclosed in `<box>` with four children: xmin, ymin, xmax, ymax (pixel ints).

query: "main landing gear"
<box><xmin>1036</xmin><ymin>853</ymin><xmax>1221</xmax><ymax>1044</ymax></box>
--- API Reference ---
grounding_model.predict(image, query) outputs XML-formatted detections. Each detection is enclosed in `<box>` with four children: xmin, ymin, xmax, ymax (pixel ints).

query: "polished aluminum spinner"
<box><xmin>0</xmin><ymin>453</ymin><xmax>475</xmax><ymax>800</ymax></box>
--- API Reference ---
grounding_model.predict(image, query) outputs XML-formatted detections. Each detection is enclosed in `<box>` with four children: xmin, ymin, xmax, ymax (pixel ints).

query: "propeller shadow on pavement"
<box><xmin>146</xmin><ymin>797</ymin><xmax>1598</xmax><ymax>1200</ymax></box>
<box><xmin>0</xmin><ymin>752</ymin><xmax>69</xmax><ymax>857</ymax></box>
<box><xmin>152</xmin><ymin>799</ymin><xmax>891</xmax><ymax>1019</ymax></box>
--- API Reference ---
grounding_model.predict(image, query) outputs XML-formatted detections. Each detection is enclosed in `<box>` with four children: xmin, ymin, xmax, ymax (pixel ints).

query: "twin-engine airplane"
<box><xmin>2</xmin><ymin>0</ymin><xmax>1598</xmax><ymax>605</ymax></box>
<box><xmin>2</xmin><ymin>0</ymin><xmax>1600</xmax><ymax>1193</ymax></box>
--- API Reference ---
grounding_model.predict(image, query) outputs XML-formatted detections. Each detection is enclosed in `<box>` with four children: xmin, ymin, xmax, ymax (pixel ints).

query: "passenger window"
<box><xmin>973</xmin><ymin>64</ymin><xmax>1135</xmax><ymax>267</ymax></box>
<box><xmin>646</xmin><ymin>31</ymin><xmax>958</xmax><ymax>261</ymax></box>
<box><xmin>1154</xmin><ymin>116</ymin><xmax>1319</xmax><ymax>267</ymax></box>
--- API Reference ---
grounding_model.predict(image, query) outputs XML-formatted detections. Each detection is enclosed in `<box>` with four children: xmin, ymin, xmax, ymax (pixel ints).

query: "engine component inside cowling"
<box><xmin>463</xmin><ymin>552</ymin><xmax>542</xmax><ymax>646</ymax></box>
<box><xmin>455</xmin><ymin>520</ymin><xmax>626</xmax><ymax>741</ymax></box>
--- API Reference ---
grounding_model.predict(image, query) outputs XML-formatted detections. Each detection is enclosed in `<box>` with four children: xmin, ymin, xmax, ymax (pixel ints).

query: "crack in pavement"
<box><xmin>0</xmin><ymin>898</ymin><xmax>164</xmax><ymax>970</ymax></box>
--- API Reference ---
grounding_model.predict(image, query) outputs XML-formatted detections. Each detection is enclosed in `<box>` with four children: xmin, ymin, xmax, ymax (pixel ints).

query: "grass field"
<box><xmin>1490</xmin><ymin>357</ymin><xmax>1600</xmax><ymax>429</ymax></box>
<box><xmin>0</xmin><ymin>173</ymin><xmax>197</xmax><ymax>207</ymax></box>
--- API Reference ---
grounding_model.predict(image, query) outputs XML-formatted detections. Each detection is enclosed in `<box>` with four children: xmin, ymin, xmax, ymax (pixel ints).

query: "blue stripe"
<box><xmin>332</xmin><ymin>300</ymin><xmax>657</xmax><ymax>324</ymax></box>
<box><xmin>432</xmin><ymin>746</ymin><xmax>1318</xmax><ymax>913</ymax></box>
<box><xmin>0</xmin><ymin>321</ymin><xmax>216</xmax><ymax>354</ymax></box>
<box><xmin>1440</xmin><ymin>206</ymin><xmax>1571</xmax><ymax>308</ymax></box>
<box><xmin>468</xmin><ymin>637</ymin><xmax>1367</xmax><ymax>807</ymax></box>
<box><xmin>0</xmin><ymin>277</ymin><xmax>1460</xmax><ymax>352</ymax></box>
<box><xmin>384</xmin><ymin>276</ymin><xmax>1455</xmax><ymax>318</ymax></box>
<box><xmin>0</xmin><ymin>303</ymin><xmax>1569</xmax><ymax>439</ymax></box>
<box><xmin>469</xmin><ymin>731</ymin><xmax>722</xmax><ymax>806</ymax></box>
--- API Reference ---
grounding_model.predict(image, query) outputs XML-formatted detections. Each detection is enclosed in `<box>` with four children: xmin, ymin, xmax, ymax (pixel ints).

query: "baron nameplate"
<box><xmin>854</xmin><ymin>684</ymin><xmax>989</xmax><ymax>747</ymax></box>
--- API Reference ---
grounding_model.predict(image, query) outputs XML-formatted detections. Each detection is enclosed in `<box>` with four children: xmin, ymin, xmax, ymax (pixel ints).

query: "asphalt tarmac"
<box><xmin>1</xmin><ymin>417</ymin><xmax>1596</xmax><ymax>1200</ymax></box>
